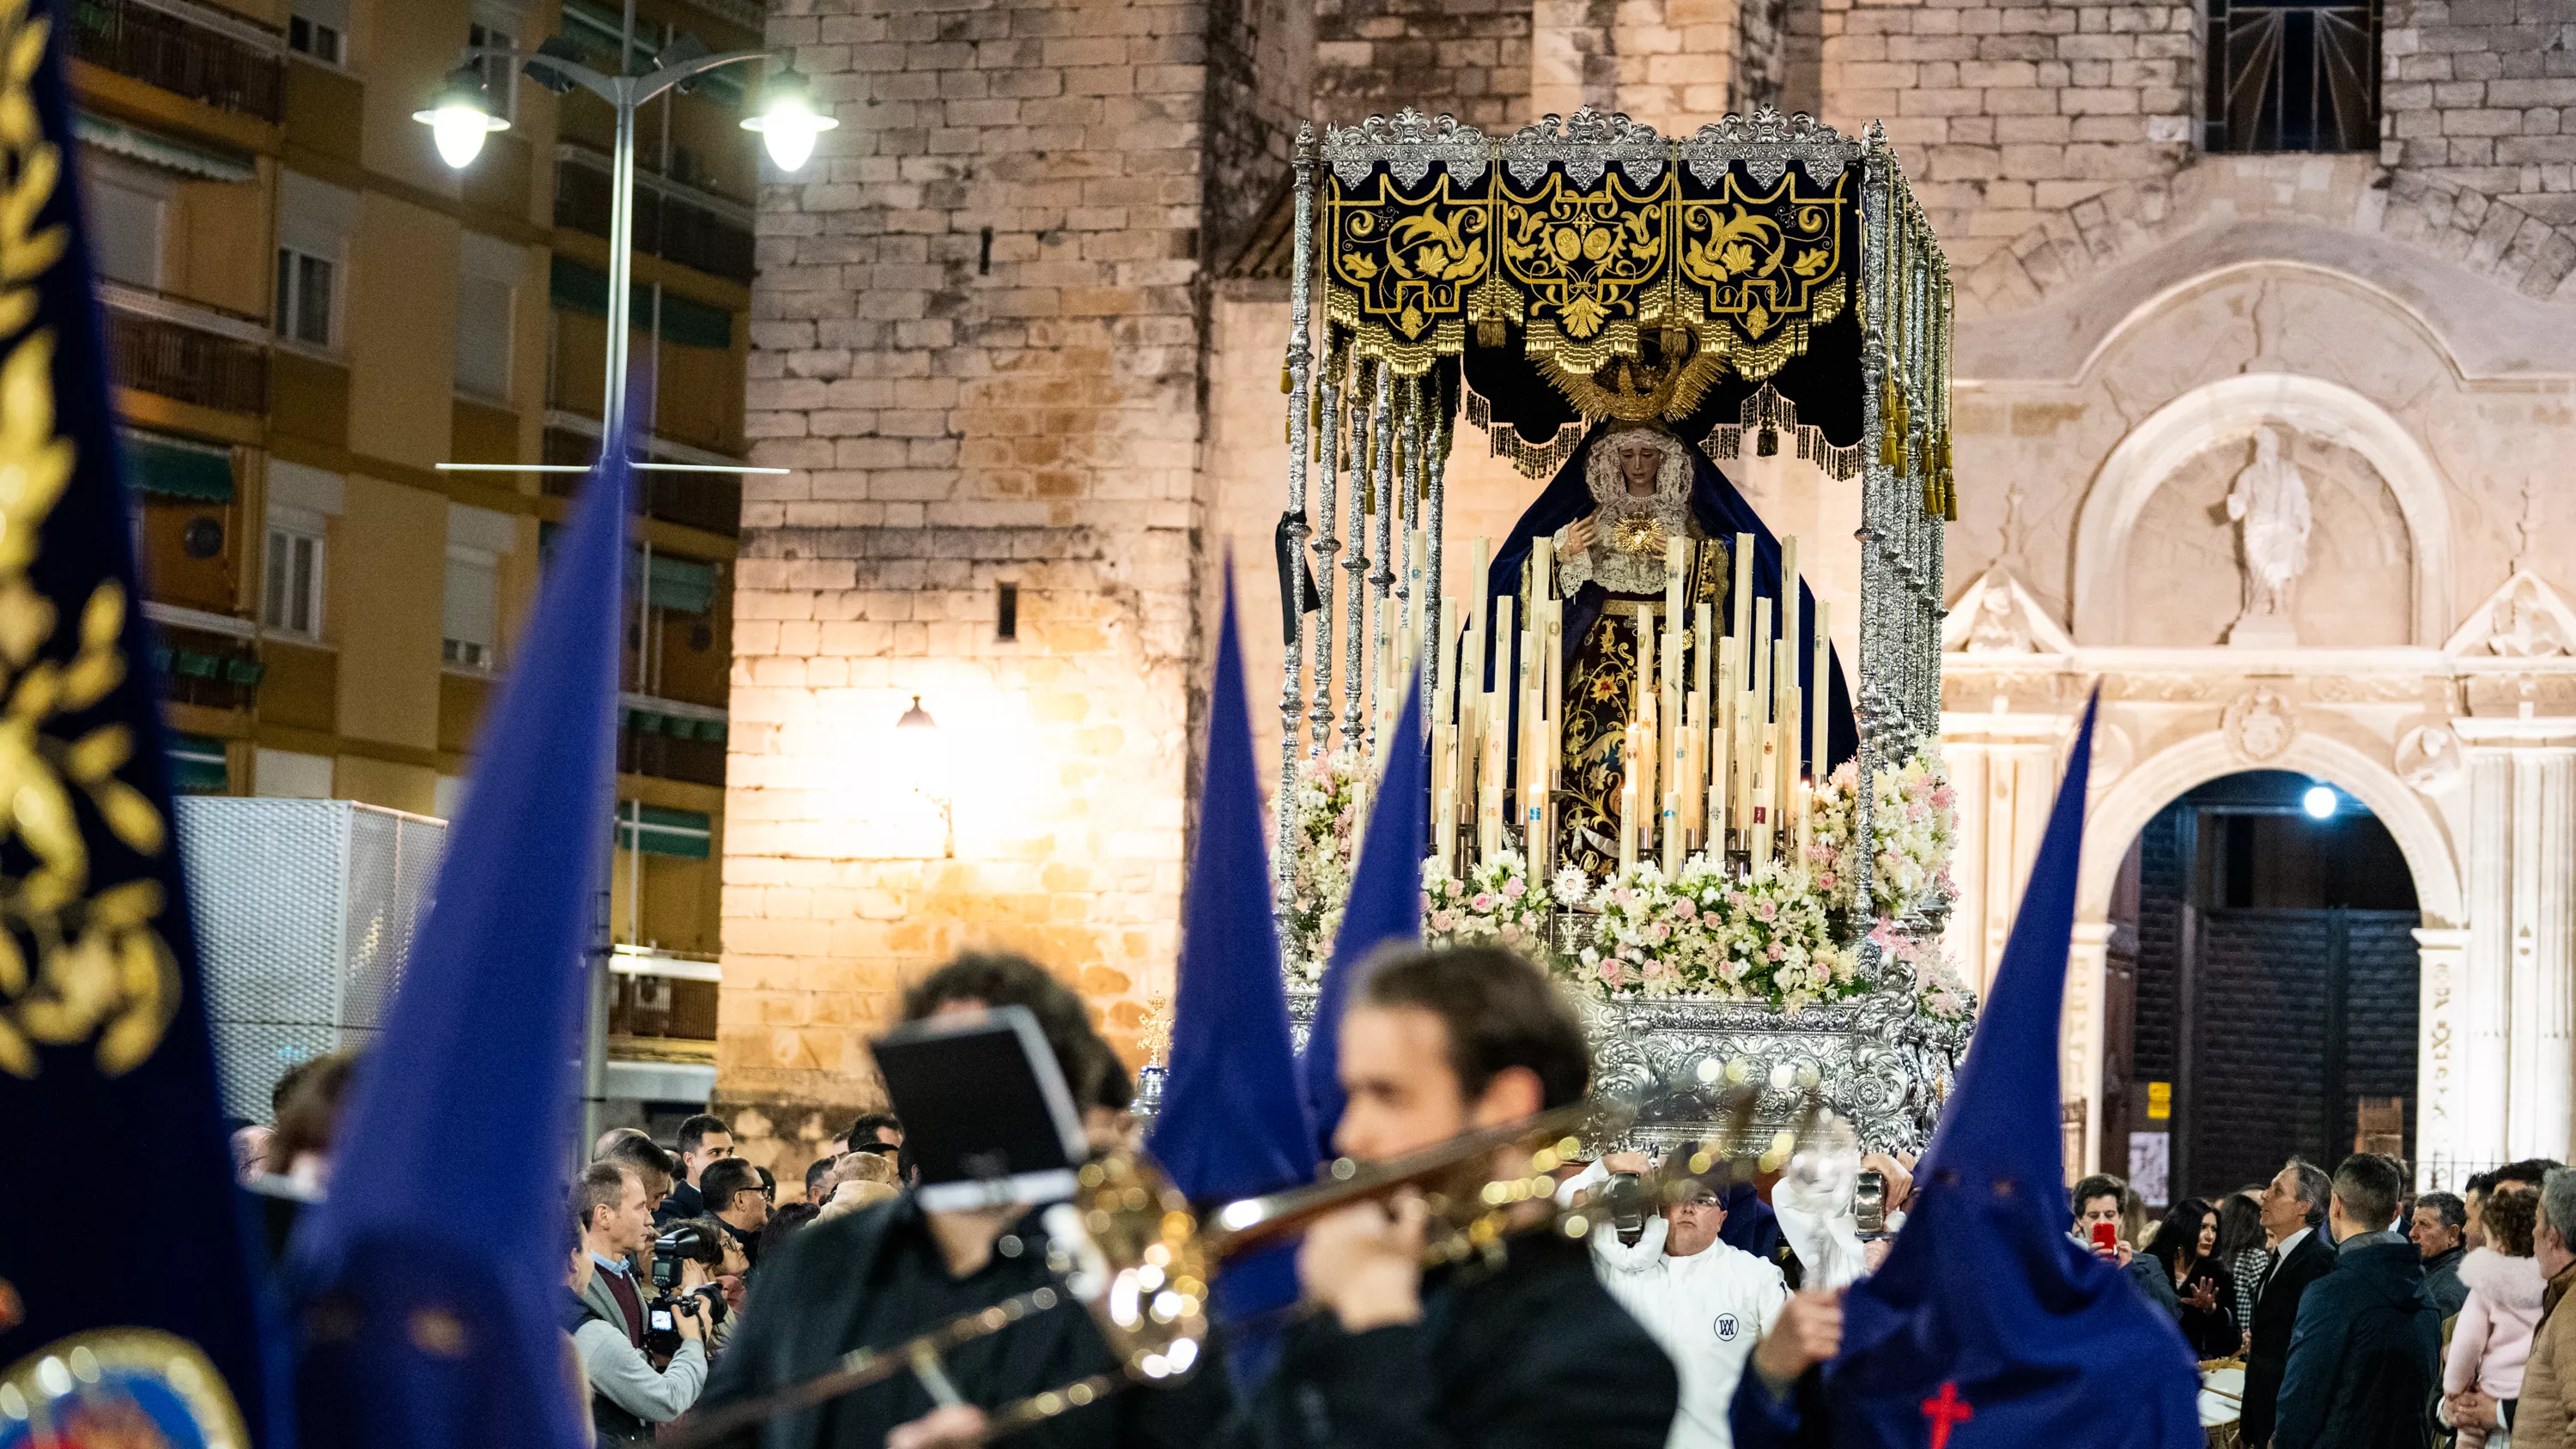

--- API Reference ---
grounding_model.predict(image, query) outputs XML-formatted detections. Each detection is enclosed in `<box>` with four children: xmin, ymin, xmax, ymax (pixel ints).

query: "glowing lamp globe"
<box><xmin>412</xmin><ymin>70</ymin><xmax>510</xmax><ymax>170</ymax></box>
<box><xmin>744</xmin><ymin>70</ymin><xmax>837</xmax><ymax>171</ymax></box>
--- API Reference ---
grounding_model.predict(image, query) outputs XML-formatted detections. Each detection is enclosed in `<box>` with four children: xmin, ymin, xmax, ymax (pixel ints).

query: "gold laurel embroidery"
<box><xmin>0</xmin><ymin>0</ymin><xmax>179</xmax><ymax>1079</ymax></box>
<box><xmin>1321</xmin><ymin>157</ymin><xmax>1875</xmax><ymax>400</ymax></box>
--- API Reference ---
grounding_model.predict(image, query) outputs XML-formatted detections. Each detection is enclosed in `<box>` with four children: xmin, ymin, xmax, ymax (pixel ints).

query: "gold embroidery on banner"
<box><xmin>1674</xmin><ymin>167</ymin><xmax>1850</xmax><ymax>383</ymax></box>
<box><xmin>1325</xmin><ymin>170</ymin><xmax>1494</xmax><ymax>377</ymax></box>
<box><xmin>1498</xmin><ymin>167</ymin><xmax>1673</xmax><ymax>375</ymax></box>
<box><xmin>0</xmin><ymin>0</ymin><xmax>179</xmax><ymax>1080</ymax></box>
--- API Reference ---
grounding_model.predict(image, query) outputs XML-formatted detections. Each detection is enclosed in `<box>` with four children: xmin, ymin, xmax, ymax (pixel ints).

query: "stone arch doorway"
<box><xmin>2094</xmin><ymin>770</ymin><xmax>2422</xmax><ymax>1206</ymax></box>
<box><xmin>2049</xmin><ymin>723</ymin><xmax>2469</xmax><ymax>1185</ymax></box>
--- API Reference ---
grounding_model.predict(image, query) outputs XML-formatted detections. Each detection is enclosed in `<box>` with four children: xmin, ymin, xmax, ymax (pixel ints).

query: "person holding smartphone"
<box><xmin>2072</xmin><ymin>1173</ymin><xmax>2181</xmax><ymax>1322</ymax></box>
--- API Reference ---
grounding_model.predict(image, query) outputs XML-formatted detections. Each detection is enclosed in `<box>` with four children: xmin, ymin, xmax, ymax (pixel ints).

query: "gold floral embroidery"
<box><xmin>0</xmin><ymin>0</ymin><xmax>179</xmax><ymax>1079</ymax></box>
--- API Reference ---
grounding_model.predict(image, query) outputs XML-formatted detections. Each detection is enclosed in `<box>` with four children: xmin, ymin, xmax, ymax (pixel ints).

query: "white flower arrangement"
<box><xmin>1572</xmin><ymin>857</ymin><xmax>1860</xmax><ymax>1013</ymax></box>
<box><xmin>1421</xmin><ymin>847</ymin><xmax>1555</xmax><ymax>955</ymax></box>
<box><xmin>1809</xmin><ymin>746</ymin><xmax>1956</xmax><ymax>923</ymax></box>
<box><xmin>1913</xmin><ymin>943</ymin><xmax>1978</xmax><ymax>1026</ymax></box>
<box><xmin>1280</xmin><ymin>749</ymin><xmax>1363</xmax><ymax>980</ymax></box>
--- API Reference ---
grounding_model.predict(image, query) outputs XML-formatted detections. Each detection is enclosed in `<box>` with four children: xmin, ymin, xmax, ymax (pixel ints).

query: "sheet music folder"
<box><xmin>872</xmin><ymin>1004</ymin><xmax>1090</xmax><ymax>1211</ymax></box>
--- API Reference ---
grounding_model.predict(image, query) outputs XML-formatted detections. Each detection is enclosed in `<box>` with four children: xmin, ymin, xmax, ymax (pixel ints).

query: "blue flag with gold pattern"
<box><xmin>0</xmin><ymin>3</ymin><xmax>285</xmax><ymax>1446</ymax></box>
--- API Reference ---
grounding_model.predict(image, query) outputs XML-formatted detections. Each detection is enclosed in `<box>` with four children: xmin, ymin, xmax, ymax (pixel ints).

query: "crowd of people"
<box><xmin>2038</xmin><ymin>1151</ymin><xmax>2576</xmax><ymax>1449</ymax></box>
<box><xmin>245</xmin><ymin>943</ymin><xmax>2574</xmax><ymax>1449</ymax></box>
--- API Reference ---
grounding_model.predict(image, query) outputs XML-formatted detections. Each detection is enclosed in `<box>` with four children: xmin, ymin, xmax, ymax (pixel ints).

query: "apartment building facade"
<box><xmin>82</xmin><ymin>0</ymin><xmax>762</xmax><ymax>1101</ymax></box>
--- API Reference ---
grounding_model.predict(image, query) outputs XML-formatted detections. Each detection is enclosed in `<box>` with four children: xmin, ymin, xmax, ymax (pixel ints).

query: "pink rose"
<box><xmin>1673</xmin><ymin>898</ymin><xmax>1698</xmax><ymax>921</ymax></box>
<box><xmin>1757</xmin><ymin>900</ymin><xmax>1777</xmax><ymax>922</ymax></box>
<box><xmin>1472</xmin><ymin>893</ymin><xmax>1497</xmax><ymax>911</ymax></box>
<box><xmin>1768</xmin><ymin>942</ymin><xmax>1787</xmax><ymax>961</ymax></box>
<box><xmin>1503</xmin><ymin>876</ymin><xmax>1526</xmax><ymax>898</ymax></box>
<box><xmin>1597</xmin><ymin>960</ymin><xmax>1621</xmax><ymax>982</ymax></box>
<box><xmin>1429</xmin><ymin>910</ymin><xmax>1455</xmax><ymax>933</ymax></box>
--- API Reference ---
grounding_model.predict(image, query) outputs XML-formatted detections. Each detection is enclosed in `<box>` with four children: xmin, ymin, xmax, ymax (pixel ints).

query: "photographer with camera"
<box><xmin>572</xmin><ymin>1162</ymin><xmax>711</xmax><ymax>1446</ymax></box>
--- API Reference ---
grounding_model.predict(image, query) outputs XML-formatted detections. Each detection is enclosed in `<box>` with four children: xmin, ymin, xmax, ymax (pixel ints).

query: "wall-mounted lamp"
<box><xmin>896</xmin><ymin>694</ymin><xmax>953</xmax><ymax>858</ymax></box>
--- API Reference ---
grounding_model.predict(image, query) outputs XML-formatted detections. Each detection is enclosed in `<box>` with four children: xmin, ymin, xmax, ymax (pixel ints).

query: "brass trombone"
<box><xmin>671</xmin><ymin>1087</ymin><xmax>1839</xmax><ymax>1448</ymax></box>
<box><xmin>665</xmin><ymin>1100</ymin><xmax>1611</xmax><ymax>1449</ymax></box>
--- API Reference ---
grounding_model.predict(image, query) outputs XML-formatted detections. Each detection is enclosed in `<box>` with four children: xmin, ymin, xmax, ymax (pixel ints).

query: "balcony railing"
<box><xmin>2205</xmin><ymin>0</ymin><xmax>2379</xmax><ymax>154</ymax></box>
<box><xmin>70</xmin><ymin>0</ymin><xmax>285</xmax><ymax>124</ymax></box>
<box><xmin>555</xmin><ymin>147</ymin><xmax>756</xmax><ymax>283</ymax></box>
<box><xmin>151</xmin><ymin>621</ymin><xmax>263</xmax><ymax>712</ymax></box>
<box><xmin>101</xmin><ymin>286</ymin><xmax>268</xmax><ymax>414</ymax></box>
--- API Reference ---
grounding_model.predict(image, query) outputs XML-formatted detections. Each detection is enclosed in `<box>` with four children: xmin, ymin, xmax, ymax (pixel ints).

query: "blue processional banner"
<box><xmin>0</xmin><ymin>2</ymin><xmax>285</xmax><ymax>1445</ymax></box>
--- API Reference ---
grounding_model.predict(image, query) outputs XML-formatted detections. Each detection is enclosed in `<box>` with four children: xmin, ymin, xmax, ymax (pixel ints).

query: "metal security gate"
<box><xmin>176</xmin><ymin>798</ymin><xmax>445</xmax><ymax>1124</ymax></box>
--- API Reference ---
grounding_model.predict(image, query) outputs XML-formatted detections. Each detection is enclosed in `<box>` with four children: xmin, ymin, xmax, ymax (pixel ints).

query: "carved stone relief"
<box><xmin>2223</xmin><ymin>688</ymin><xmax>2299</xmax><ymax>763</ymax></box>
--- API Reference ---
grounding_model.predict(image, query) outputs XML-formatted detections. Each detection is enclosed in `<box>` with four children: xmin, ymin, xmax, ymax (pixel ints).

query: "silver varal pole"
<box><xmin>1277</xmin><ymin>130</ymin><xmax>1316</xmax><ymax>942</ymax></box>
<box><xmin>1340</xmin><ymin>362</ymin><xmax>1374</xmax><ymax>750</ymax></box>
<box><xmin>1310</xmin><ymin>350</ymin><xmax>1341</xmax><ymax>758</ymax></box>
<box><xmin>1366</xmin><ymin>364</ymin><xmax>1395</xmax><ymax>756</ymax></box>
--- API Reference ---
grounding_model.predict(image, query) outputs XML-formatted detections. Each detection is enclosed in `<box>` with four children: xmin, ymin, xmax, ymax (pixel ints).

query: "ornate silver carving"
<box><xmin>1504</xmin><ymin>106</ymin><xmax>1666</xmax><ymax>190</ymax></box>
<box><xmin>1324</xmin><ymin>109</ymin><xmax>1492</xmax><ymax>190</ymax></box>
<box><xmin>1285</xmin><ymin>931</ymin><xmax>1962</xmax><ymax>1157</ymax></box>
<box><xmin>1279</xmin><ymin>128</ymin><xmax>1317</xmax><ymax>925</ymax></box>
<box><xmin>1682</xmin><ymin>106</ymin><xmax>1864</xmax><ymax>189</ymax></box>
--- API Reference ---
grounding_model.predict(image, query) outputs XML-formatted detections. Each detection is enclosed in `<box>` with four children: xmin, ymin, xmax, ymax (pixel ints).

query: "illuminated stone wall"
<box><xmin>721</xmin><ymin>0</ymin><xmax>1255</xmax><ymax>1164</ymax></box>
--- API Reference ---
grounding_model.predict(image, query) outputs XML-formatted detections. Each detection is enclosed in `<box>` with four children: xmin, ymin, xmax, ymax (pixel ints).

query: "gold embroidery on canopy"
<box><xmin>1325</xmin><ymin>169</ymin><xmax>1494</xmax><ymax>377</ymax></box>
<box><xmin>1497</xmin><ymin>167</ymin><xmax>1674</xmax><ymax>375</ymax></box>
<box><xmin>1674</xmin><ymin>167</ymin><xmax>1850</xmax><ymax>383</ymax></box>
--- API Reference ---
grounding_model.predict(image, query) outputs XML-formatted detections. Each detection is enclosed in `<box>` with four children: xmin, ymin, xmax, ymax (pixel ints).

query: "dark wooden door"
<box><xmin>2182</xmin><ymin>906</ymin><xmax>2418</xmax><ymax>1198</ymax></box>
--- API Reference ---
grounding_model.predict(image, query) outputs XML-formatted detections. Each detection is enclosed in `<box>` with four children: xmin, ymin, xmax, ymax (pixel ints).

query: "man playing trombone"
<box><xmin>1209</xmin><ymin>943</ymin><xmax>1680</xmax><ymax>1449</ymax></box>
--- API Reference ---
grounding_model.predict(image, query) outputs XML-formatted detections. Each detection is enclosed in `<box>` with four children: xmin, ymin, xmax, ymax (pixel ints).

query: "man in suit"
<box><xmin>2242</xmin><ymin>1157</ymin><xmax>2336</xmax><ymax>1448</ymax></box>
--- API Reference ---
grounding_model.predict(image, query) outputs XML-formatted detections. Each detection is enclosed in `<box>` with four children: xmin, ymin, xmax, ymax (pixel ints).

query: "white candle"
<box><xmin>1619</xmin><ymin>725</ymin><xmax>1639</xmax><ymax>874</ymax></box>
<box><xmin>1810</xmin><ymin>600</ymin><xmax>1831</xmax><ymax>791</ymax></box>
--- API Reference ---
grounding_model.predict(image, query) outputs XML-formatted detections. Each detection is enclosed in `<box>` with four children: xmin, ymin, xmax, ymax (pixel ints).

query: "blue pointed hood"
<box><xmin>286</xmin><ymin>443</ymin><xmax>631</xmax><ymax>1449</ymax></box>
<box><xmin>1828</xmin><ymin>695</ymin><xmax>2202</xmax><ymax>1448</ymax></box>
<box><xmin>1149</xmin><ymin>563</ymin><xmax>1314</xmax><ymax>1199</ymax></box>
<box><xmin>1300</xmin><ymin>674</ymin><xmax>1425</xmax><ymax>1161</ymax></box>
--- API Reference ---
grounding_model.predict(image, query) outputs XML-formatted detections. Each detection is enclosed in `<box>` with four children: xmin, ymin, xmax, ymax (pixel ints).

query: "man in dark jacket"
<box><xmin>1206</xmin><ymin>945</ymin><xmax>1678</xmax><ymax>1449</ymax></box>
<box><xmin>2412</xmin><ymin>1190</ymin><xmax>2469</xmax><ymax>1317</ymax></box>
<box><xmin>2272</xmin><ymin>1154</ymin><xmax>2442</xmax><ymax>1449</ymax></box>
<box><xmin>2243</xmin><ymin>1157</ymin><xmax>2336</xmax><ymax>1448</ymax></box>
<box><xmin>696</xmin><ymin>952</ymin><xmax>1207</xmax><ymax>1449</ymax></box>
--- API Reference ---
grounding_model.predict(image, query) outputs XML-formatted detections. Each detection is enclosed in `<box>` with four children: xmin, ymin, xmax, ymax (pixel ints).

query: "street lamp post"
<box><xmin>416</xmin><ymin>29</ymin><xmax>834</xmax><ymax>1157</ymax></box>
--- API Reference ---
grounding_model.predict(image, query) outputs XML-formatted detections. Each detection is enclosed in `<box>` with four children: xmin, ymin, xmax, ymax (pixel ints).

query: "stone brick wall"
<box><xmin>1315</xmin><ymin>0</ymin><xmax>1534</xmax><ymax>133</ymax></box>
<box><xmin>726</xmin><ymin>0</ymin><xmax>1217</xmax><ymax>1157</ymax></box>
<box><xmin>1206</xmin><ymin>0</ymin><xmax>1312</xmax><ymax>259</ymax></box>
<box><xmin>1817</xmin><ymin>0</ymin><xmax>2198</xmax><ymax>276</ymax></box>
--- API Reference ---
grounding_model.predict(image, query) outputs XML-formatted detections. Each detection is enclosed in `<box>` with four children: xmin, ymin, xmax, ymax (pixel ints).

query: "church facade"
<box><xmin>725</xmin><ymin>0</ymin><xmax>2576</xmax><ymax>1181</ymax></box>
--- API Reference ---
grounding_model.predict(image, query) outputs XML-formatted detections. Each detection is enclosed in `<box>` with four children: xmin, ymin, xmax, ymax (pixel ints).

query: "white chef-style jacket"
<box><xmin>1570</xmin><ymin>1163</ymin><xmax>1790</xmax><ymax>1449</ymax></box>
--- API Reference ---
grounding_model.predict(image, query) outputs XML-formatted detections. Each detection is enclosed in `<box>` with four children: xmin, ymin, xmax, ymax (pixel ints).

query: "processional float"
<box><xmin>1267</xmin><ymin>106</ymin><xmax>1971</xmax><ymax>1155</ymax></box>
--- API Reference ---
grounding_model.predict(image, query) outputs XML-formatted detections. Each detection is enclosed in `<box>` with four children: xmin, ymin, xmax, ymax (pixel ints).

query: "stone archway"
<box><xmin>2069</xmin><ymin>373</ymin><xmax>2456</xmax><ymax>648</ymax></box>
<box><xmin>2061</xmin><ymin>726</ymin><xmax>2466</xmax><ymax>1179</ymax></box>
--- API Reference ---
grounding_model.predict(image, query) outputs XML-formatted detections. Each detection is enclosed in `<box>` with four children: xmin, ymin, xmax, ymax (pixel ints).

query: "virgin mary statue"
<box><xmin>1478</xmin><ymin>377</ymin><xmax>1858</xmax><ymax>882</ymax></box>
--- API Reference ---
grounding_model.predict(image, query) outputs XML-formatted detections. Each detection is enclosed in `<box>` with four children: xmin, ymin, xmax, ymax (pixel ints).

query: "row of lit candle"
<box><xmin>1419</xmin><ymin>531</ymin><xmax>1832</xmax><ymax>886</ymax></box>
